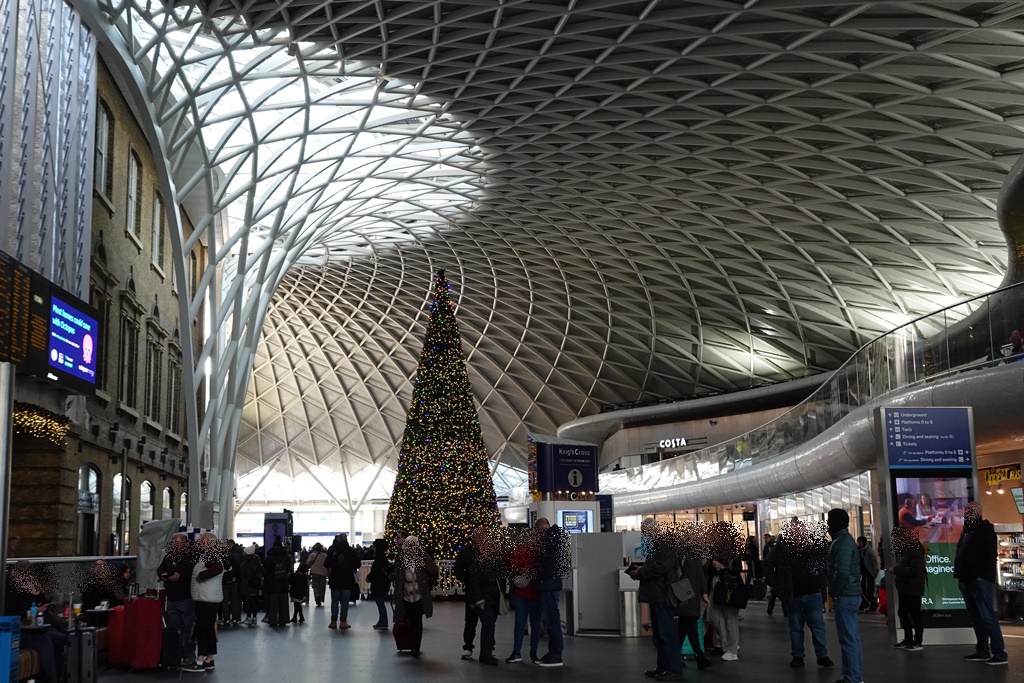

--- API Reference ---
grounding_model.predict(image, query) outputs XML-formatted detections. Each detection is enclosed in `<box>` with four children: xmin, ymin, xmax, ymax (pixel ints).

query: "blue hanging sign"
<box><xmin>882</xmin><ymin>407</ymin><xmax>973</xmax><ymax>469</ymax></box>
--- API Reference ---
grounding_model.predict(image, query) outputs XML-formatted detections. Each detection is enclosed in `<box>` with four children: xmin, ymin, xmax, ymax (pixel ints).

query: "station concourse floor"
<box><xmin>101</xmin><ymin>599</ymin><xmax>1023</xmax><ymax>682</ymax></box>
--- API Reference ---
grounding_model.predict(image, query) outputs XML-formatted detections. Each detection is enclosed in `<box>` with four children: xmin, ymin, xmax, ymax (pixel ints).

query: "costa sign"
<box><xmin>659</xmin><ymin>438</ymin><xmax>688</xmax><ymax>449</ymax></box>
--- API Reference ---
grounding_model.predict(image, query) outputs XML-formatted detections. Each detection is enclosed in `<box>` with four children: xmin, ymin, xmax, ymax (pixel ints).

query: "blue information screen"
<box><xmin>883</xmin><ymin>407</ymin><xmax>973</xmax><ymax>469</ymax></box>
<box><xmin>47</xmin><ymin>295</ymin><xmax>98</xmax><ymax>385</ymax></box>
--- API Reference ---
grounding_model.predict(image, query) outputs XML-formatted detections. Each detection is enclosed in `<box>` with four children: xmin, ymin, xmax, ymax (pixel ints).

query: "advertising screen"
<box><xmin>47</xmin><ymin>294</ymin><xmax>99</xmax><ymax>386</ymax></box>
<box><xmin>891</xmin><ymin>473</ymin><xmax>974</xmax><ymax>626</ymax></box>
<box><xmin>21</xmin><ymin>274</ymin><xmax>101</xmax><ymax>395</ymax></box>
<box><xmin>558</xmin><ymin>509</ymin><xmax>593</xmax><ymax>534</ymax></box>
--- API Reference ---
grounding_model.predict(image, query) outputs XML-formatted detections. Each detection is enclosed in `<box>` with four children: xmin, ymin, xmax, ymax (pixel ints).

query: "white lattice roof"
<box><xmin>89</xmin><ymin>1</ymin><xmax>1021</xmax><ymax>510</ymax></box>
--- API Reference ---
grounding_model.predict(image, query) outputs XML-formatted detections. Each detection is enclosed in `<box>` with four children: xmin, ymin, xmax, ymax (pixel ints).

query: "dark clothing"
<box><xmin>954</xmin><ymin>519</ymin><xmax>998</xmax><ymax>583</ymax></box>
<box><xmin>221</xmin><ymin>549</ymin><xmax>240</xmax><ymax>584</ymax></box>
<box><xmin>465</xmin><ymin>559</ymin><xmax>501</xmax><ymax>609</ymax></box>
<box><xmin>324</xmin><ymin>541</ymin><xmax>359</xmax><ymax>591</ymax></box>
<box><xmin>763</xmin><ymin>540</ymin><xmax>777</xmax><ymax>587</ymax></box>
<box><xmin>769</xmin><ymin>537</ymin><xmax>826</xmax><ymax>605</ymax></box>
<box><xmin>289</xmin><ymin>573</ymin><xmax>309</xmax><ymax>602</ymax></box>
<box><xmin>897</xmin><ymin>593</ymin><xmax>923</xmax><ymax>645</ymax></box>
<box><xmin>368</xmin><ymin>557</ymin><xmax>393</xmax><ymax>600</ymax></box>
<box><xmin>158</xmin><ymin>554</ymin><xmax>196</xmax><ymax>602</ymax></box>
<box><xmin>677</xmin><ymin>614</ymin><xmax>707</xmax><ymax>662</ymax></box>
<box><xmin>455</xmin><ymin>541</ymin><xmax>481</xmax><ymax>652</ymax></box>
<box><xmin>239</xmin><ymin>553</ymin><xmax>264</xmax><ymax>597</ymax></box>
<box><xmin>634</xmin><ymin>541</ymin><xmax>679</xmax><ymax>605</ymax></box>
<box><xmin>477</xmin><ymin>603</ymin><xmax>498</xmax><ymax>659</ymax></box>
<box><xmin>263</xmin><ymin>546</ymin><xmax>293</xmax><ymax>594</ymax></box>
<box><xmin>892</xmin><ymin>544</ymin><xmax>927</xmax><ymax>596</ymax></box>
<box><xmin>465</xmin><ymin>557</ymin><xmax>501</xmax><ymax>657</ymax></box>
<box><xmin>534</xmin><ymin>528</ymin><xmax>567</xmax><ymax>593</ymax></box>
<box><xmin>403</xmin><ymin>598</ymin><xmax>425</xmax><ymax>651</ymax></box>
<box><xmin>194</xmin><ymin>601</ymin><xmax>218</xmax><ymax>658</ymax></box>
<box><xmin>453</xmin><ymin>543</ymin><xmax>478</xmax><ymax>587</ymax></box>
<box><xmin>670</xmin><ymin>554</ymin><xmax>708</xmax><ymax>617</ymax></box>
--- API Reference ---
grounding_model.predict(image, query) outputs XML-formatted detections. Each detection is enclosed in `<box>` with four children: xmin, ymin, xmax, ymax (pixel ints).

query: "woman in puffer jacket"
<box><xmin>187</xmin><ymin>533</ymin><xmax>224</xmax><ymax>672</ymax></box>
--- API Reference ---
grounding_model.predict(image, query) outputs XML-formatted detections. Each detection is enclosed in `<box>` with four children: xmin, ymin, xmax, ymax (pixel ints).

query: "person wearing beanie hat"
<box><xmin>826</xmin><ymin>509</ymin><xmax>863</xmax><ymax>683</ymax></box>
<box><xmin>239</xmin><ymin>543</ymin><xmax>265</xmax><ymax>626</ymax></box>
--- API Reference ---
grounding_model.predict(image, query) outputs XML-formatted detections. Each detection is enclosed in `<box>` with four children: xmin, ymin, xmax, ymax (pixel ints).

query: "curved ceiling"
<box><xmin>94</xmin><ymin>0</ymin><xmax>1024</xmax><ymax>508</ymax></box>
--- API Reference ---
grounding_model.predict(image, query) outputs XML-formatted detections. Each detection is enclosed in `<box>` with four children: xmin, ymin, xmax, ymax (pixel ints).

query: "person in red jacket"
<box><xmin>505</xmin><ymin>529</ymin><xmax>542</xmax><ymax>664</ymax></box>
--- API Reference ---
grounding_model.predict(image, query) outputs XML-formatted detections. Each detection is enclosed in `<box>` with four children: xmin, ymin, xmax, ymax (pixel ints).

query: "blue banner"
<box><xmin>882</xmin><ymin>407</ymin><xmax>973</xmax><ymax>469</ymax></box>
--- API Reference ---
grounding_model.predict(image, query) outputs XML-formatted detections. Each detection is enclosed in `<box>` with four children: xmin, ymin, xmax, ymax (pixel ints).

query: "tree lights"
<box><xmin>384</xmin><ymin>270</ymin><xmax>499</xmax><ymax>558</ymax></box>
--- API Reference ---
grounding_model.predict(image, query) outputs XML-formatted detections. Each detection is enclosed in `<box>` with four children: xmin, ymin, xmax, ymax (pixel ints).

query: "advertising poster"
<box><xmin>892</xmin><ymin>475</ymin><xmax>971</xmax><ymax>621</ymax></box>
<box><xmin>47</xmin><ymin>294</ymin><xmax>99</xmax><ymax>384</ymax></box>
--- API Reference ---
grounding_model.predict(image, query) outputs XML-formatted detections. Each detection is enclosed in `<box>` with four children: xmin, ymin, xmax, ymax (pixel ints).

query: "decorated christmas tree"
<box><xmin>384</xmin><ymin>269</ymin><xmax>499</xmax><ymax>557</ymax></box>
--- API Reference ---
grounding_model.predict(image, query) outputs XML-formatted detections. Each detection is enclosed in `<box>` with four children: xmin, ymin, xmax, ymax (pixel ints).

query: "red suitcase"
<box><xmin>106</xmin><ymin>605</ymin><xmax>128</xmax><ymax>665</ymax></box>
<box><xmin>124</xmin><ymin>597</ymin><xmax>164</xmax><ymax>669</ymax></box>
<box><xmin>393</xmin><ymin>618</ymin><xmax>416</xmax><ymax>652</ymax></box>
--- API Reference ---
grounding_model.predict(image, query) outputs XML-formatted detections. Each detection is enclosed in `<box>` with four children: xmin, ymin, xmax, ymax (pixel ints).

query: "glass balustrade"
<box><xmin>601</xmin><ymin>281</ymin><xmax>1024</xmax><ymax>493</ymax></box>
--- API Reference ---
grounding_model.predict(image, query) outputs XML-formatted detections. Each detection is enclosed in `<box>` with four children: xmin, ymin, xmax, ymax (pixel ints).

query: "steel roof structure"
<box><xmin>78</xmin><ymin>0</ymin><xmax>1024</xmax><ymax>517</ymax></box>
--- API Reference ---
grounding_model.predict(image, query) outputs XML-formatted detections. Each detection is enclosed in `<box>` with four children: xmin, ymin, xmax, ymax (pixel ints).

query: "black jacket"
<box><xmin>288</xmin><ymin>572</ymin><xmax>309</xmax><ymax>601</ymax></box>
<box><xmin>453</xmin><ymin>542</ymin><xmax>478</xmax><ymax>586</ymax></box>
<box><xmin>158</xmin><ymin>554</ymin><xmax>196</xmax><ymax>602</ymax></box>
<box><xmin>221</xmin><ymin>548</ymin><xmax>240</xmax><ymax>584</ymax></box>
<box><xmin>465</xmin><ymin>557</ymin><xmax>502</xmax><ymax>608</ymax></box>
<box><xmin>324</xmin><ymin>541</ymin><xmax>359</xmax><ymax>591</ymax></box>
<box><xmin>954</xmin><ymin>519</ymin><xmax>997</xmax><ymax>583</ymax></box>
<box><xmin>368</xmin><ymin>557</ymin><xmax>393</xmax><ymax>599</ymax></box>
<box><xmin>264</xmin><ymin>545</ymin><xmax>293</xmax><ymax>593</ymax></box>
<box><xmin>892</xmin><ymin>543</ymin><xmax>927</xmax><ymax>596</ymax></box>
<box><xmin>766</xmin><ymin>537</ymin><xmax>826</xmax><ymax>603</ymax></box>
<box><xmin>635</xmin><ymin>541</ymin><xmax>680</xmax><ymax>605</ymax></box>
<box><xmin>239</xmin><ymin>553</ymin><xmax>264</xmax><ymax>597</ymax></box>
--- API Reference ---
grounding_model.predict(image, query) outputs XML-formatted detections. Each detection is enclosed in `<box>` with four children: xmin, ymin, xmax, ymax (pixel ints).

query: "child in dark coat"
<box><xmin>289</xmin><ymin>565</ymin><xmax>309</xmax><ymax>623</ymax></box>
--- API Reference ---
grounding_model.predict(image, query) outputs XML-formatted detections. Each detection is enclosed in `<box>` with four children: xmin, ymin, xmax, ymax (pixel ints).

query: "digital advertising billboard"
<box><xmin>22</xmin><ymin>274</ymin><xmax>101</xmax><ymax>395</ymax></box>
<box><xmin>891</xmin><ymin>473</ymin><xmax>973</xmax><ymax>625</ymax></box>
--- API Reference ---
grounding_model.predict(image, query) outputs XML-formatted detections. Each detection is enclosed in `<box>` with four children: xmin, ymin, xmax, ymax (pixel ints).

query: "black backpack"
<box><xmin>273</xmin><ymin>556</ymin><xmax>290</xmax><ymax>582</ymax></box>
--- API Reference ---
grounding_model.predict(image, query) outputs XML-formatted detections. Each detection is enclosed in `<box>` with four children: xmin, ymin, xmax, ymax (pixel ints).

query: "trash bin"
<box><xmin>620</xmin><ymin>590</ymin><xmax>641</xmax><ymax>637</ymax></box>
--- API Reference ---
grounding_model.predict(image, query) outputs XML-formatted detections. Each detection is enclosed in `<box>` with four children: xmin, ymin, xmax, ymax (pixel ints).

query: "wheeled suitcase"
<box><xmin>750</xmin><ymin>578</ymin><xmax>767</xmax><ymax>600</ymax></box>
<box><xmin>124</xmin><ymin>597</ymin><xmax>164</xmax><ymax>669</ymax></box>
<box><xmin>393</xmin><ymin>618</ymin><xmax>415</xmax><ymax>651</ymax></box>
<box><xmin>106</xmin><ymin>605</ymin><xmax>128</xmax><ymax>665</ymax></box>
<box><xmin>67</xmin><ymin>627</ymin><xmax>98</xmax><ymax>683</ymax></box>
<box><xmin>160</xmin><ymin>626</ymin><xmax>182</xmax><ymax>668</ymax></box>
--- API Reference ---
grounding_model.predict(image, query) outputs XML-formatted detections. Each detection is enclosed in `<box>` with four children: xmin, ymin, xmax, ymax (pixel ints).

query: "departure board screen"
<box><xmin>0</xmin><ymin>252</ymin><xmax>32</xmax><ymax>363</ymax></box>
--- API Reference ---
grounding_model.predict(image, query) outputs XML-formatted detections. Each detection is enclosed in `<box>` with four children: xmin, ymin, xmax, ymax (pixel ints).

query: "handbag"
<box><xmin>497</xmin><ymin>582</ymin><xmax>510</xmax><ymax>616</ymax></box>
<box><xmin>512</xmin><ymin>575</ymin><xmax>531</xmax><ymax>589</ymax></box>
<box><xmin>667</xmin><ymin>556</ymin><xmax>695</xmax><ymax>607</ymax></box>
<box><xmin>711</xmin><ymin>570</ymin><xmax>749</xmax><ymax>609</ymax></box>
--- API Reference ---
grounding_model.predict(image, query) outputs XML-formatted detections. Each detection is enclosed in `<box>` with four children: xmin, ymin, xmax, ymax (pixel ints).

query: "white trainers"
<box><xmin>461</xmin><ymin>649</ymin><xmax>473</xmax><ymax>661</ymax></box>
<box><xmin>721</xmin><ymin>652</ymin><xmax>739</xmax><ymax>661</ymax></box>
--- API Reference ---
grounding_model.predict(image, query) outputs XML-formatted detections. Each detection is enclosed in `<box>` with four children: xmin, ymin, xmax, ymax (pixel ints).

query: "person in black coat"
<box><xmin>324</xmin><ymin>533</ymin><xmax>358</xmax><ymax>629</ymax></box>
<box><xmin>890</xmin><ymin>526</ymin><xmax>926</xmax><ymax>649</ymax></box>
<box><xmin>368</xmin><ymin>538</ymin><xmax>393</xmax><ymax>630</ymax></box>
<box><xmin>453</xmin><ymin>527</ymin><xmax>484</xmax><ymax>659</ymax></box>
<box><xmin>263</xmin><ymin>538</ymin><xmax>292</xmax><ymax>626</ymax></box>
<box><xmin>220</xmin><ymin>540</ymin><xmax>242</xmax><ymax>626</ymax></box>
<box><xmin>289</xmin><ymin>565</ymin><xmax>309</xmax><ymax>623</ymax></box>
<box><xmin>954</xmin><ymin>501</ymin><xmax>1006</xmax><ymax>664</ymax></box>
<box><xmin>465</xmin><ymin>534</ymin><xmax>503</xmax><ymax>666</ymax></box>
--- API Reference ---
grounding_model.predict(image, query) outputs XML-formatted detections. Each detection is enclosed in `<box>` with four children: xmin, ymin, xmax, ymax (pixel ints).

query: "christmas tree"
<box><xmin>385</xmin><ymin>269</ymin><xmax>499</xmax><ymax>558</ymax></box>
